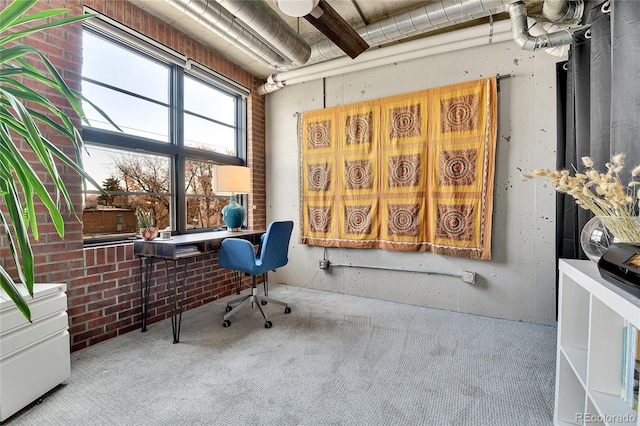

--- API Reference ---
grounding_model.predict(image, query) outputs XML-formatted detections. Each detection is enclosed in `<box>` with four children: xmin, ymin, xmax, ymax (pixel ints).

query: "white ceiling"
<box><xmin>127</xmin><ymin>0</ymin><xmax>543</xmax><ymax>78</ymax></box>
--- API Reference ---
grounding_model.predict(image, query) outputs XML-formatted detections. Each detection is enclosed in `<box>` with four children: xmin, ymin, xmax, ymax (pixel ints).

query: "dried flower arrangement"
<box><xmin>522</xmin><ymin>154</ymin><xmax>640</xmax><ymax>243</ymax></box>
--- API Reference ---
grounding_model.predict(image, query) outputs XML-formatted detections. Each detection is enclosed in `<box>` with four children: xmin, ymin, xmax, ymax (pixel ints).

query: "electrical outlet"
<box><xmin>319</xmin><ymin>260</ymin><xmax>330</xmax><ymax>270</ymax></box>
<box><xmin>462</xmin><ymin>271</ymin><xmax>476</xmax><ymax>284</ymax></box>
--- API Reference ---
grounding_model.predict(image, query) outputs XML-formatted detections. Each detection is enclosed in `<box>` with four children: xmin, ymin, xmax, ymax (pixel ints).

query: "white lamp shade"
<box><xmin>214</xmin><ymin>165</ymin><xmax>251</xmax><ymax>195</ymax></box>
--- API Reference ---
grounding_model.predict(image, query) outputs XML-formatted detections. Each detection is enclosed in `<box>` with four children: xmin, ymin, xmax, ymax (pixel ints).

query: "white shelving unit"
<box><xmin>556</xmin><ymin>259</ymin><xmax>640</xmax><ymax>426</ymax></box>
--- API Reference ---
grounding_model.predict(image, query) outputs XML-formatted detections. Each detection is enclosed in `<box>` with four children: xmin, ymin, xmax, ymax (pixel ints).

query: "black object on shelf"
<box><xmin>597</xmin><ymin>243</ymin><xmax>640</xmax><ymax>299</ymax></box>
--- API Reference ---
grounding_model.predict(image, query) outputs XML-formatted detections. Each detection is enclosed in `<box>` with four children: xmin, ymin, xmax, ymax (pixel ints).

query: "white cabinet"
<box><xmin>0</xmin><ymin>284</ymin><xmax>70</xmax><ymax>421</ymax></box>
<box><xmin>556</xmin><ymin>259</ymin><xmax>640</xmax><ymax>426</ymax></box>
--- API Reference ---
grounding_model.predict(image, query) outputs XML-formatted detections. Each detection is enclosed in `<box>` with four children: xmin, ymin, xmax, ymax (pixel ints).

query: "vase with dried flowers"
<box><xmin>522</xmin><ymin>154</ymin><xmax>640</xmax><ymax>246</ymax></box>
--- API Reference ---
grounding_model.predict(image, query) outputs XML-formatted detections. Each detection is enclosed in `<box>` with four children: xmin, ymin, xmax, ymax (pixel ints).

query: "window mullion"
<box><xmin>237</xmin><ymin>98</ymin><xmax>247</xmax><ymax>162</ymax></box>
<box><xmin>173</xmin><ymin>65</ymin><xmax>186</xmax><ymax>234</ymax></box>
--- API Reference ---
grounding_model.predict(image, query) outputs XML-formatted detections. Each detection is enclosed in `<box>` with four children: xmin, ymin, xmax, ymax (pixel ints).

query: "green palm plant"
<box><xmin>1</xmin><ymin>0</ymin><xmax>115</xmax><ymax>320</ymax></box>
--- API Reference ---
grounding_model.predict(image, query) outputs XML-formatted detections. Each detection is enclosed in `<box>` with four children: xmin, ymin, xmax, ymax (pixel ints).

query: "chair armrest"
<box><xmin>219</xmin><ymin>238</ymin><xmax>257</xmax><ymax>273</ymax></box>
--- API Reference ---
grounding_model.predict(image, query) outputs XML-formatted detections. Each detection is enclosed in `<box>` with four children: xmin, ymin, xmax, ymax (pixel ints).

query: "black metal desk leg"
<box><xmin>166</xmin><ymin>259</ymin><xmax>188</xmax><ymax>344</ymax></box>
<box><xmin>139</xmin><ymin>257</ymin><xmax>154</xmax><ymax>332</ymax></box>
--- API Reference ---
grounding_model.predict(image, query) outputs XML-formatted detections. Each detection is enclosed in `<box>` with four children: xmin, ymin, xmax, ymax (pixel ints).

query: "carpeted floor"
<box><xmin>5</xmin><ymin>284</ymin><xmax>557</xmax><ymax>425</ymax></box>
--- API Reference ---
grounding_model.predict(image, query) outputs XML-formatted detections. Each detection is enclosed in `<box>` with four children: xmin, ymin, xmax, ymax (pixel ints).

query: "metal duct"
<box><xmin>165</xmin><ymin>0</ymin><xmax>291</xmax><ymax>70</ymax></box>
<box><xmin>257</xmin><ymin>19</ymin><xmax>513</xmax><ymax>95</ymax></box>
<box><xmin>508</xmin><ymin>1</ymin><xmax>577</xmax><ymax>50</ymax></box>
<box><xmin>308</xmin><ymin>0</ymin><xmax>584</xmax><ymax>62</ymax></box>
<box><xmin>309</xmin><ymin>0</ymin><xmax>517</xmax><ymax>63</ymax></box>
<box><xmin>167</xmin><ymin>0</ymin><xmax>583</xmax><ymax>83</ymax></box>
<box><xmin>257</xmin><ymin>0</ymin><xmax>584</xmax><ymax>94</ymax></box>
<box><xmin>216</xmin><ymin>0</ymin><xmax>311</xmax><ymax>66</ymax></box>
<box><xmin>542</xmin><ymin>0</ymin><xmax>582</xmax><ymax>22</ymax></box>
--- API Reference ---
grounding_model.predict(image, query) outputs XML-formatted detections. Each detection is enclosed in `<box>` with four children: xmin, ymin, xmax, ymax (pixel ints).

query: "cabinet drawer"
<box><xmin>0</xmin><ymin>311</ymin><xmax>69</xmax><ymax>358</ymax></box>
<box><xmin>0</xmin><ymin>284</ymin><xmax>67</xmax><ymax>333</ymax></box>
<box><xmin>0</xmin><ymin>330</ymin><xmax>70</xmax><ymax>421</ymax></box>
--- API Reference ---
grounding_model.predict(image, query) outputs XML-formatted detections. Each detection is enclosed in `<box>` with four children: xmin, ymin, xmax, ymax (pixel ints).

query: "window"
<box><xmin>82</xmin><ymin>31</ymin><xmax>170</xmax><ymax>141</ymax></box>
<box><xmin>185</xmin><ymin>159</ymin><xmax>227</xmax><ymax>230</ymax></box>
<box><xmin>184</xmin><ymin>75</ymin><xmax>237</xmax><ymax>154</ymax></box>
<box><xmin>80</xmin><ymin>20</ymin><xmax>248</xmax><ymax>244</ymax></box>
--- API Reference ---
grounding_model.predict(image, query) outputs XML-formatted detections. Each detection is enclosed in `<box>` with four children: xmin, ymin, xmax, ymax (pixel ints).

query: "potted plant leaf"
<box><xmin>0</xmin><ymin>0</ymin><xmax>117</xmax><ymax>320</ymax></box>
<box><xmin>136</xmin><ymin>208</ymin><xmax>159</xmax><ymax>240</ymax></box>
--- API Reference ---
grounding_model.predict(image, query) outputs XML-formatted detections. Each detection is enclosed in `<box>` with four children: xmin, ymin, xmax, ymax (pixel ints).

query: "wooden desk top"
<box><xmin>133</xmin><ymin>229</ymin><xmax>265</xmax><ymax>260</ymax></box>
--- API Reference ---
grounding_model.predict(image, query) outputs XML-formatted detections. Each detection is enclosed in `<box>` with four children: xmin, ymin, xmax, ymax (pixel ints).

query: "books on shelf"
<box><xmin>175</xmin><ymin>244</ymin><xmax>200</xmax><ymax>255</ymax></box>
<box><xmin>620</xmin><ymin>322</ymin><xmax>640</xmax><ymax>408</ymax></box>
<box><xmin>634</xmin><ymin>359</ymin><xmax>639</xmax><ymax>410</ymax></box>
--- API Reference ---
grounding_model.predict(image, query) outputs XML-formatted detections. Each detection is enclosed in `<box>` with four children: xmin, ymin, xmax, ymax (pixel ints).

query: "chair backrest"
<box><xmin>258</xmin><ymin>221</ymin><xmax>294</xmax><ymax>270</ymax></box>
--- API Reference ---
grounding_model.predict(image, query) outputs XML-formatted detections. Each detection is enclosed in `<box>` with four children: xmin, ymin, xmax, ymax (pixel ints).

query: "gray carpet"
<box><xmin>5</xmin><ymin>284</ymin><xmax>557</xmax><ymax>425</ymax></box>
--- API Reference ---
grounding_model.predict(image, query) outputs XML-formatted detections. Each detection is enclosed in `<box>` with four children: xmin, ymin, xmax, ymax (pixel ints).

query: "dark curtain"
<box><xmin>556</xmin><ymin>0</ymin><xmax>640</xmax><ymax>261</ymax></box>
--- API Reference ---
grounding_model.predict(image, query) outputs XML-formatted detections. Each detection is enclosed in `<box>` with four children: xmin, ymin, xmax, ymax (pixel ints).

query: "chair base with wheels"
<box><xmin>218</xmin><ymin>221</ymin><xmax>294</xmax><ymax>328</ymax></box>
<box><xmin>222</xmin><ymin>274</ymin><xmax>291</xmax><ymax>328</ymax></box>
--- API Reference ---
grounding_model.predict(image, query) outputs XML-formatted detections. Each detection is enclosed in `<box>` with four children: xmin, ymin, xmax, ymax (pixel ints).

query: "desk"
<box><xmin>133</xmin><ymin>229</ymin><xmax>264</xmax><ymax>343</ymax></box>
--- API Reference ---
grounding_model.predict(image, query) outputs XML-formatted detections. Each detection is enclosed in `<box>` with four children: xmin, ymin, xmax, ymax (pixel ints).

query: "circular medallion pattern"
<box><xmin>391</xmin><ymin>160</ymin><xmax>416</xmax><ymax>184</ymax></box>
<box><xmin>309</xmin><ymin>167</ymin><xmax>329</xmax><ymax>189</ymax></box>
<box><xmin>347</xmin><ymin>117</ymin><xmax>370</xmax><ymax>142</ymax></box>
<box><xmin>443</xmin><ymin>156</ymin><xmax>470</xmax><ymax>181</ymax></box>
<box><xmin>310</xmin><ymin>209</ymin><xmax>328</xmax><ymax>230</ymax></box>
<box><xmin>446</xmin><ymin>101</ymin><xmax>472</xmax><ymax>126</ymax></box>
<box><xmin>441</xmin><ymin>210</ymin><xmax>467</xmax><ymax>236</ymax></box>
<box><xmin>392</xmin><ymin>111</ymin><xmax>416</xmax><ymax>134</ymax></box>
<box><xmin>391</xmin><ymin>209</ymin><xmax>414</xmax><ymax>231</ymax></box>
<box><xmin>308</xmin><ymin>123</ymin><xmax>330</xmax><ymax>147</ymax></box>
<box><xmin>346</xmin><ymin>163</ymin><xmax>368</xmax><ymax>187</ymax></box>
<box><xmin>347</xmin><ymin>208</ymin><xmax>368</xmax><ymax>233</ymax></box>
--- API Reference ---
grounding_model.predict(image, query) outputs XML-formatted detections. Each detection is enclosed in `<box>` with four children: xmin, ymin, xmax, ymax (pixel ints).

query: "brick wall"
<box><xmin>69</xmin><ymin>244</ymin><xmax>246</xmax><ymax>349</ymax></box>
<box><xmin>82</xmin><ymin>209</ymin><xmax>137</xmax><ymax>234</ymax></box>
<box><xmin>0</xmin><ymin>0</ymin><xmax>266</xmax><ymax>351</ymax></box>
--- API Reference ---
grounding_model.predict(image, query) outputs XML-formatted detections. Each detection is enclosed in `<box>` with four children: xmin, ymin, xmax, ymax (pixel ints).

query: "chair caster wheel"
<box><xmin>284</xmin><ymin>307</ymin><xmax>291</xmax><ymax>314</ymax></box>
<box><xmin>223</xmin><ymin>320</ymin><xmax>231</xmax><ymax>327</ymax></box>
<box><xmin>264</xmin><ymin>321</ymin><xmax>272</xmax><ymax>329</ymax></box>
<box><xmin>261</xmin><ymin>300</ymin><xmax>267</xmax><ymax>305</ymax></box>
<box><xmin>225</xmin><ymin>305</ymin><xmax>232</xmax><ymax>312</ymax></box>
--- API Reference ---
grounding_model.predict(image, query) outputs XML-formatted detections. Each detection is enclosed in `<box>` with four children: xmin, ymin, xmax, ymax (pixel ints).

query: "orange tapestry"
<box><xmin>299</xmin><ymin>77</ymin><xmax>497</xmax><ymax>260</ymax></box>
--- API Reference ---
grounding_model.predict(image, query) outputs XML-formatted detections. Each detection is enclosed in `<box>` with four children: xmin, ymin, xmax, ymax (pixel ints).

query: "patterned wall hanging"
<box><xmin>299</xmin><ymin>77</ymin><xmax>497</xmax><ymax>260</ymax></box>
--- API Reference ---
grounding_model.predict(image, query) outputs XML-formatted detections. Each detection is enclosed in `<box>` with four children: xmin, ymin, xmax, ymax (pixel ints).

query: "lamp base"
<box><xmin>222</xmin><ymin>195</ymin><xmax>246</xmax><ymax>231</ymax></box>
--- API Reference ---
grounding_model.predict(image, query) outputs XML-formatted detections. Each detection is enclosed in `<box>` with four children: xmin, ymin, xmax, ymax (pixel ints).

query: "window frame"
<box><xmin>81</xmin><ymin>14</ymin><xmax>249</xmax><ymax>245</ymax></box>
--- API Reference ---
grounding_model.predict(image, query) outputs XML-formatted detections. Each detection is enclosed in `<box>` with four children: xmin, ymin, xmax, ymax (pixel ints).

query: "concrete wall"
<box><xmin>264</xmin><ymin>38</ymin><xmax>562</xmax><ymax>326</ymax></box>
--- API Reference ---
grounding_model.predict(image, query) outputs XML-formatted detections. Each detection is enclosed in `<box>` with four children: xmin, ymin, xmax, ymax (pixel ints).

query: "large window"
<box><xmin>81</xmin><ymin>20</ymin><xmax>248</xmax><ymax>244</ymax></box>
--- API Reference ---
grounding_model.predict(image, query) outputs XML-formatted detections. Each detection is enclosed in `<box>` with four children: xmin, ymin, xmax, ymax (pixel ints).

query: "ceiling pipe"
<box><xmin>308</xmin><ymin>0</ymin><xmax>518</xmax><ymax>63</ymax></box>
<box><xmin>164</xmin><ymin>0</ymin><xmax>292</xmax><ymax>70</ymax></box>
<box><xmin>168</xmin><ymin>0</ymin><xmax>583</xmax><ymax>76</ymax></box>
<box><xmin>307</xmin><ymin>0</ymin><xmax>583</xmax><ymax>63</ymax></box>
<box><xmin>290</xmin><ymin>32</ymin><xmax>514</xmax><ymax>86</ymax></box>
<box><xmin>166</xmin><ymin>0</ymin><xmax>584</xmax><ymax>90</ymax></box>
<box><xmin>258</xmin><ymin>0</ymin><xmax>585</xmax><ymax>94</ymax></box>
<box><xmin>508</xmin><ymin>1</ymin><xmax>580</xmax><ymax>50</ymax></box>
<box><xmin>542</xmin><ymin>0</ymin><xmax>583</xmax><ymax>22</ymax></box>
<box><xmin>525</xmin><ymin>17</ymin><xmax>569</xmax><ymax>56</ymax></box>
<box><xmin>257</xmin><ymin>19</ymin><xmax>513</xmax><ymax>95</ymax></box>
<box><xmin>216</xmin><ymin>0</ymin><xmax>311</xmax><ymax>66</ymax></box>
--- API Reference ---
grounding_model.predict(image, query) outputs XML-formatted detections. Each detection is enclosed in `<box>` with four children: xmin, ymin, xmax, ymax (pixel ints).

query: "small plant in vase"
<box><xmin>136</xmin><ymin>208</ymin><xmax>159</xmax><ymax>241</ymax></box>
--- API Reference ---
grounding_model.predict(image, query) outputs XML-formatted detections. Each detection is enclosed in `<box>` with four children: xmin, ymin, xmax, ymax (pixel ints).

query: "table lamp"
<box><xmin>214</xmin><ymin>165</ymin><xmax>251</xmax><ymax>231</ymax></box>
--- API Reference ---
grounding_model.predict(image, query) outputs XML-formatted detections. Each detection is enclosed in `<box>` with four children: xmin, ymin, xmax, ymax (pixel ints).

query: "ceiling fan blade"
<box><xmin>304</xmin><ymin>0</ymin><xmax>369</xmax><ymax>59</ymax></box>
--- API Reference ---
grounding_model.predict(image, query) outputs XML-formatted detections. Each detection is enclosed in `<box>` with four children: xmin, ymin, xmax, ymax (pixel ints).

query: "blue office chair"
<box><xmin>219</xmin><ymin>221</ymin><xmax>294</xmax><ymax>328</ymax></box>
